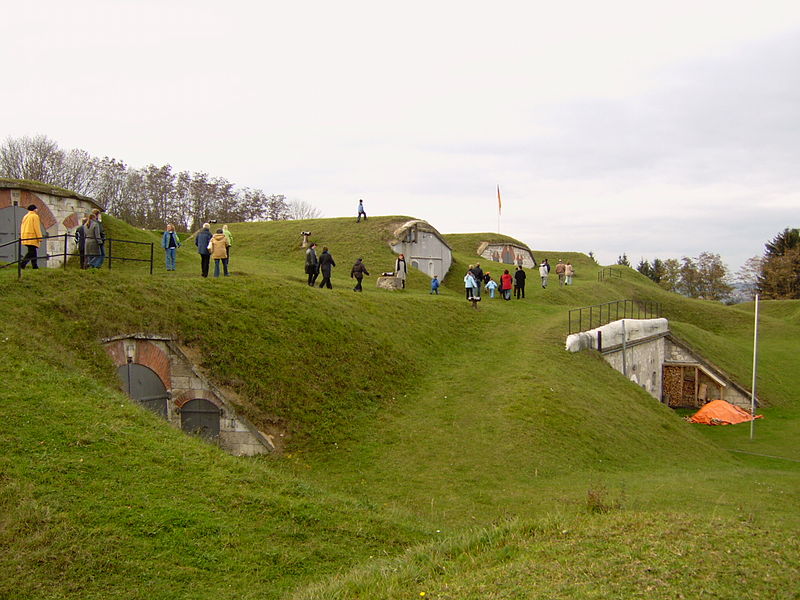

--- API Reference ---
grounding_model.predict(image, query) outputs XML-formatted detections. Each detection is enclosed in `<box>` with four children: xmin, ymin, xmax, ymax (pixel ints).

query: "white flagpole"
<box><xmin>497</xmin><ymin>185</ymin><xmax>501</xmax><ymax>234</ymax></box>
<box><xmin>750</xmin><ymin>294</ymin><xmax>759</xmax><ymax>440</ymax></box>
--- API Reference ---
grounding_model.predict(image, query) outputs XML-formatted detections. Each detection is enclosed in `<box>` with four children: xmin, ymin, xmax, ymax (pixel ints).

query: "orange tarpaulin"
<box><xmin>690</xmin><ymin>399</ymin><xmax>763</xmax><ymax>425</ymax></box>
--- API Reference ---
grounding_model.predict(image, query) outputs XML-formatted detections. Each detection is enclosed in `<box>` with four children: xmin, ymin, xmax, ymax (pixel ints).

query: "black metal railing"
<box><xmin>597</xmin><ymin>267</ymin><xmax>623</xmax><ymax>282</ymax></box>
<box><xmin>568</xmin><ymin>299</ymin><xmax>662</xmax><ymax>334</ymax></box>
<box><xmin>1</xmin><ymin>234</ymin><xmax>154</xmax><ymax>279</ymax></box>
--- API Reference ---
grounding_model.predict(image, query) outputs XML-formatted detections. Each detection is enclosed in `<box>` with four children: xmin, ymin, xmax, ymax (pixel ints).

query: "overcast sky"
<box><xmin>5</xmin><ymin>0</ymin><xmax>800</xmax><ymax>270</ymax></box>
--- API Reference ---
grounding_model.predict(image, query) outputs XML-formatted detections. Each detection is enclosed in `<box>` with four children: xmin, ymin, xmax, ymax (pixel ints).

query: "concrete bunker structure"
<box><xmin>0</xmin><ymin>179</ymin><xmax>103</xmax><ymax>267</ymax></box>
<box><xmin>477</xmin><ymin>241</ymin><xmax>536</xmax><ymax>269</ymax></box>
<box><xmin>566</xmin><ymin>318</ymin><xmax>755</xmax><ymax>409</ymax></box>
<box><xmin>103</xmin><ymin>334</ymin><xmax>273</xmax><ymax>456</ymax></box>
<box><xmin>389</xmin><ymin>219</ymin><xmax>452</xmax><ymax>279</ymax></box>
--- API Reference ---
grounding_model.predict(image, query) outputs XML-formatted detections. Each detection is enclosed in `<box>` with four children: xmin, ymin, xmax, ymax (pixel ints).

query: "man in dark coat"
<box><xmin>195</xmin><ymin>223</ymin><xmax>213</xmax><ymax>278</ymax></box>
<box><xmin>318</xmin><ymin>246</ymin><xmax>336</xmax><ymax>289</ymax></box>
<box><xmin>472</xmin><ymin>263</ymin><xmax>484</xmax><ymax>297</ymax></box>
<box><xmin>514</xmin><ymin>265</ymin><xmax>527</xmax><ymax>299</ymax></box>
<box><xmin>305</xmin><ymin>243</ymin><xmax>319</xmax><ymax>286</ymax></box>
<box><xmin>350</xmin><ymin>258</ymin><xmax>370</xmax><ymax>292</ymax></box>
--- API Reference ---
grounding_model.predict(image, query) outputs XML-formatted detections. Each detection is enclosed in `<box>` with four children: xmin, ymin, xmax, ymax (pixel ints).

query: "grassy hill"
<box><xmin>1</xmin><ymin>216</ymin><xmax>798</xmax><ymax>599</ymax></box>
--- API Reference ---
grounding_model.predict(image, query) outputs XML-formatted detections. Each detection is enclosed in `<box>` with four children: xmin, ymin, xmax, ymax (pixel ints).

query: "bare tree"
<box><xmin>286</xmin><ymin>199</ymin><xmax>322</xmax><ymax>220</ymax></box>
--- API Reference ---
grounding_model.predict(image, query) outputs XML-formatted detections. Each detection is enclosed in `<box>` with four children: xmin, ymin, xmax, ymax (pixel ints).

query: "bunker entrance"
<box><xmin>180</xmin><ymin>398</ymin><xmax>221</xmax><ymax>440</ymax></box>
<box><xmin>116</xmin><ymin>363</ymin><xmax>169</xmax><ymax>418</ymax></box>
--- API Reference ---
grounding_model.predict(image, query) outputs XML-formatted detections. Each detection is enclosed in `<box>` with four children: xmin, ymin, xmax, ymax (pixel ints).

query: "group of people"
<box><xmin>18</xmin><ymin>205</ymin><xmax>106</xmax><ymax>270</ymax></box>
<box><xmin>192</xmin><ymin>224</ymin><xmax>233</xmax><ymax>277</ymax></box>
<box><xmin>154</xmin><ymin>223</ymin><xmax>234</xmax><ymax>277</ymax></box>
<box><xmin>305</xmin><ymin>242</ymin><xmax>385</xmax><ymax>292</ymax></box>
<box><xmin>539</xmin><ymin>259</ymin><xmax>575</xmax><ymax>288</ymax></box>
<box><xmin>463</xmin><ymin>259</ymin><xmax>576</xmax><ymax>302</ymax></box>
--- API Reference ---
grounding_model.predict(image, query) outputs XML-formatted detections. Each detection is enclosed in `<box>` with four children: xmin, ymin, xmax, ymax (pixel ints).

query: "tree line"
<box><xmin>0</xmin><ymin>135</ymin><xmax>321</xmax><ymax>231</ymax></box>
<box><xmin>618</xmin><ymin>227</ymin><xmax>800</xmax><ymax>302</ymax></box>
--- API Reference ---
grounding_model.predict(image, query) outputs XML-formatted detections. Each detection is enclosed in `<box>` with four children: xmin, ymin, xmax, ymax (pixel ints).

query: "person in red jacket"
<box><xmin>500</xmin><ymin>269</ymin><xmax>513</xmax><ymax>301</ymax></box>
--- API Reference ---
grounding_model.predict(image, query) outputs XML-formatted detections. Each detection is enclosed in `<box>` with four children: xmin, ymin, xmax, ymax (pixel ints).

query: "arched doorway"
<box><xmin>180</xmin><ymin>398</ymin><xmax>221</xmax><ymax>439</ymax></box>
<box><xmin>116</xmin><ymin>363</ymin><xmax>169</xmax><ymax>418</ymax></box>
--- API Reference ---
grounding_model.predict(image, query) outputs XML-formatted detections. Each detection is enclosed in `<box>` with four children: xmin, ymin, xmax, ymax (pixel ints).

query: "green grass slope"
<box><xmin>1</xmin><ymin>215</ymin><xmax>798</xmax><ymax>599</ymax></box>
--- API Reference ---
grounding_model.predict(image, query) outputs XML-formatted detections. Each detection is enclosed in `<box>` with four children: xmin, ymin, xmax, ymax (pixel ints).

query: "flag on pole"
<box><xmin>497</xmin><ymin>185</ymin><xmax>502</xmax><ymax>215</ymax></box>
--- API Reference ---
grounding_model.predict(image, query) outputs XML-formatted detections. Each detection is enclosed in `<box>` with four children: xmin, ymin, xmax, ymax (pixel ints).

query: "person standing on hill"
<box><xmin>19</xmin><ymin>204</ymin><xmax>42</xmax><ymax>269</ymax></box>
<box><xmin>195</xmin><ymin>223</ymin><xmax>212</xmax><ymax>277</ymax></box>
<box><xmin>514</xmin><ymin>265</ymin><xmax>526</xmax><ymax>299</ymax></box>
<box><xmin>539</xmin><ymin>260</ymin><xmax>550</xmax><ymax>288</ymax></box>
<box><xmin>210</xmin><ymin>228</ymin><xmax>230</xmax><ymax>277</ymax></box>
<box><xmin>222</xmin><ymin>225</ymin><xmax>233</xmax><ymax>259</ymax></box>
<box><xmin>161</xmin><ymin>224</ymin><xmax>181</xmax><ymax>271</ymax></box>
<box><xmin>555</xmin><ymin>259</ymin><xmax>566</xmax><ymax>286</ymax></box>
<box><xmin>84</xmin><ymin>213</ymin><xmax>103</xmax><ymax>269</ymax></box>
<box><xmin>350</xmin><ymin>257</ymin><xmax>370</xmax><ymax>292</ymax></box>
<box><xmin>305</xmin><ymin>242</ymin><xmax>319</xmax><ymax>286</ymax></box>
<box><xmin>464</xmin><ymin>269</ymin><xmax>478</xmax><ymax>300</ymax></box>
<box><xmin>472</xmin><ymin>263</ymin><xmax>484</xmax><ymax>297</ymax></box>
<box><xmin>357</xmin><ymin>199</ymin><xmax>367</xmax><ymax>222</ymax></box>
<box><xmin>91</xmin><ymin>209</ymin><xmax>106</xmax><ymax>268</ymax></box>
<box><xmin>485</xmin><ymin>276</ymin><xmax>498</xmax><ymax>298</ymax></box>
<box><xmin>430</xmin><ymin>275</ymin><xmax>440</xmax><ymax>294</ymax></box>
<box><xmin>74</xmin><ymin>217</ymin><xmax>87</xmax><ymax>269</ymax></box>
<box><xmin>318</xmin><ymin>246</ymin><xmax>336</xmax><ymax>289</ymax></box>
<box><xmin>565</xmin><ymin>262</ymin><xmax>575</xmax><ymax>285</ymax></box>
<box><xmin>500</xmin><ymin>269</ymin><xmax>513</xmax><ymax>301</ymax></box>
<box><xmin>395</xmin><ymin>253</ymin><xmax>407</xmax><ymax>288</ymax></box>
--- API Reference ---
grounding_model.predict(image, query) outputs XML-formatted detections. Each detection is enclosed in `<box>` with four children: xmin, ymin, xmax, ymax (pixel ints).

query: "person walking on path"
<box><xmin>485</xmin><ymin>276</ymin><xmax>498</xmax><ymax>298</ymax></box>
<box><xmin>161</xmin><ymin>224</ymin><xmax>181</xmax><ymax>271</ymax></box>
<box><xmin>357</xmin><ymin>199</ymin><xmax>367</xmax><ymax>222</ymax></box>
<box><xmin>565</xmin><ymin>262</ymin><xmax>575</xmax><ymax>285</ymax></box>
<box><xmin>350</xmin><ymin>258</ymin><xmax>370</xmax><ymax>292</ymax></box>
<box><xmin>395</xmin><ymin>253</ymin><xmax>407</xmax><ymax>288</ymax></box>
<box><xmin>514</xmin><ymin>265</ymin><xmax>526</xmax><ymax>299</ymax></box>
<box><xmin>210</xmin><ymin>228</ymin><xmax>230</xmax><ymax>277</ymax></box>
<box><xmin>19</xmin><ymin>204</ymin><xmax>42</xmax><ymax>269</ymax></box>
<box><xmin>305</xmin><ymin>242</ymin><xmax>319</xmax><ymax>286</ymax></box>
<box><xmin>500</xmin><ymin>269</ymin><xmax>513</xmax><ymax>301</ymax></box>
<box><xmin>74</xmin><ymin>217</ymin><xmax>88</xmax><ymax>269</ymax></box>
<box><xmin>472</xmin><ymin>263</ymin><xmax>484</xmax><ymax>297</ymax></box>
<box><xmin>464</xmin><ymin>269</ymin><xmax>478</xmax><ymax>300</ymax></box>
<box><xmin>195</xmin><ymin>223</ymin><xmax>212</xmax><ymax>277</ymax></box>
<box><xmin>318</xmin><ymin>246</ymin><xmax>336</xmax><ymax>289</ymax></box>
<box><xmin>430</xmin><ymin>275</ymin><xmax>440</xmax><ymax>294</ymax></box>
<box><xmin>555</xmin><ymin>259</ymin><xmax>566</xmax><ymax>286</ymax></box>
<box><xmin>222</xmin><ymin>225</ymin><xmax>233</xmax><ymax>259</ymax></box>
<box><xmin>84</xmin><ymin>213</ymin><xmax>104</xmax><ymax>269</ymax></box>
<box><xmin>539</xmin><ymin>260</ymin><xmax>550</xmax><ymax>288</ymax></box>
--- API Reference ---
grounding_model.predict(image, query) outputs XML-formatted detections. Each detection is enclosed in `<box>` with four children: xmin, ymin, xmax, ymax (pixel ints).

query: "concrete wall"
<box><xmin>104</xmin><ymin>334</ymin><xmax>272</xmax><ymax>456</ymax></box>
<box><xmin>565</xmin><ymin>318</ymin><xmax>754</xmax><ymax>409</ymax></box>
<box><xmin>391</xmin><ymin>229</ymin><xmax>452</xmax><ymax>279</ymax></box>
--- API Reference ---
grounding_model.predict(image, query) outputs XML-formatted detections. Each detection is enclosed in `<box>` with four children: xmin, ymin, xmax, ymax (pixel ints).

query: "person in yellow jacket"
<box><xmin>209</xmin><ymin>228</ymin><xmax>230</xmax><ymax>277</ymax></box>
<box><xmin>19</xmin><ymin>204</ymin><xmax>42</xmax><ymax>269</ymax></box>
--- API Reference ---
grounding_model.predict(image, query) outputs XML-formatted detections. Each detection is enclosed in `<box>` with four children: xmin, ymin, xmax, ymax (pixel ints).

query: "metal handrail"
<box><xmin>1</xmin><ymin>233</ymin><xmax>154</xmax><ymax>278</ymax></box>
<box><xmin>597</xmin><ymin>267</ymin><xmax>623</xmax><ymax>282</ymax></box>
<box><xmin>568</xmin><ymin>299</ymin><xmax>662</xmax><ymax>334</ymax></box>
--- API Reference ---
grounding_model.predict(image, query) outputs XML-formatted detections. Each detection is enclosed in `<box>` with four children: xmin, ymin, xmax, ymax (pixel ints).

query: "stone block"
<box><xmin>377</xmin><ymin>276</ymin><xmax>402</xmax><ymax>290</ymax></box>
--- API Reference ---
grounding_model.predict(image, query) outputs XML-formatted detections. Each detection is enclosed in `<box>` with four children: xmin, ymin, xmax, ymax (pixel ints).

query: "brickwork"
<box><xmin>174</xmin><ymin>389</ymin><xmax>220</xmax><ymax>409</ymax></box>
<box><xmin>0</xmin><ymin>189</ymin><xmax>10</xmax><ymax>209</ymax></box>
<box><xmin>21</xmin><ymin>192</ymin><xmax>57</xmax><ymax>229</ymax></box>
<box><xmin>135</xmin><ymin>341</ymin><xmax>172</xmax><ymax>388</ymax></box>
<box><xmin>105</xmin><ymin>340</ymin><xmax>127</xmax><ymax>366</ymax></box>
<box><xmin>62</xmin><ymin>212</ymin><xmax>80</xmax><ymax>229</ymax></box>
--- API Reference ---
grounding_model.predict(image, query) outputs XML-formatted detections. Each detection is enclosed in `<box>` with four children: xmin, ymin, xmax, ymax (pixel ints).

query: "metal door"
<box><xmin>180</xmin><ymin>398</ymin><xmax>221</xmax><ymax>439</ymax></box>
<box><xmin>0</xmin><ymin>206</ymin><xmax>48</xmax><ymax>265</ymax></box>
<box><xmin>116</xmin><ymin>363</ymin><xmax>169</xmax><ymax>418</ymax></box>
